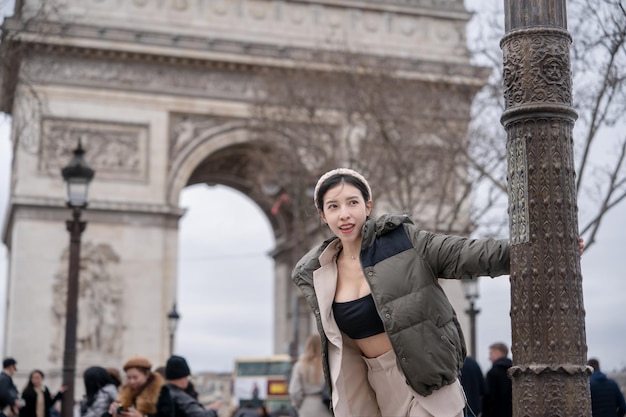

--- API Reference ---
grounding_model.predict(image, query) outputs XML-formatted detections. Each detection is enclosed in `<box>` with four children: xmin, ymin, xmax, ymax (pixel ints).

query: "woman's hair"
<box><xmin>83</xmin><ymin>366</ymin><xmax>116</xmax><ymax>406</ymax></box>
<box><xmin>298</xmin><ymin>334</ymin><xmax>323</xmax><ymax>384</ymax></box>
<box><xmin>106</xmin><ymin>367</ymin><xmax>122</xmax><ymax>387</ymax></box>
<box><xmin>22</xmin><ymin>369</ymin><xmax>44</xmax><ymax>392</ymax></box>
<box><xmin>314</xmin><ymin>170</ymin><xmax>371</xmax><ymax>212</ymax></box>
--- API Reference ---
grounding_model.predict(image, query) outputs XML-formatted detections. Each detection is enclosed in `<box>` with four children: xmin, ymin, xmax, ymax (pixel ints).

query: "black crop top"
<box><xmin>332</xmin><ymin>293</ymin><xmax>385</xmax><ymax>339</ymax></box>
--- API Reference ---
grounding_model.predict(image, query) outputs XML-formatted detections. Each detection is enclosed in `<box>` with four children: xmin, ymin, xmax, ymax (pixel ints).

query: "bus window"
<box><xmin>232</xmin><ymin>354</ymin><xmax>292</xmax><ymax>412</ymax></box>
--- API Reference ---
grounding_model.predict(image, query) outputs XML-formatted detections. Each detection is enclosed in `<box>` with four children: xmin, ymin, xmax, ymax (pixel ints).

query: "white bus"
<box><xmin>232</xmin><ymin>354</ymin><xmax>292</xmax><ymax>413</ymax></box>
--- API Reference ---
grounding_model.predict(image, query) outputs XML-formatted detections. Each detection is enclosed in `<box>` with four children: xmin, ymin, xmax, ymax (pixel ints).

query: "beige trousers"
<box><xmin>363</xmin><ymin>349</ymin><xmax>465</xmax><ymax>417</ymax></box>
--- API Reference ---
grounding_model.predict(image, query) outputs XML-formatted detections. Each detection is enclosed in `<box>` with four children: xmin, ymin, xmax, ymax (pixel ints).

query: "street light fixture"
<box><xmin>461</xmin><ymin>277</ymin><xmax>480</xmax><ymax>359</ymax></box>
<box><xmin>60</xmin><ymin>140</ymin><xmax>95</xmax><ymax>417</ymax></box>
<box><xmin>167</xmin><ymin>303</ymin><xmax>181</xmax><ymax>355</ymax></box>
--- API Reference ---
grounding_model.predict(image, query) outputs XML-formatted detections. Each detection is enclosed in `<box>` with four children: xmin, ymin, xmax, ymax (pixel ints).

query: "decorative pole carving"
<box><xmin>500</xmin><ymin>2</ymin><xmax>592</xmax><ymax>416</ymax></box>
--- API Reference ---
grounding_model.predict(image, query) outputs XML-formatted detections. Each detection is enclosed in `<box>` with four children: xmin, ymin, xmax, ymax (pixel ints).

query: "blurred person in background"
<box><xmin>588</xmin><ymin>358</ymin><xmax>626</xmax><ymax>417</ymax></box>
<box><xmin>80</xmin><ymin>367</ymin><xmax>118</xmax><ymax>417</ymax></box>
<box><xmin>19</xmin><ymin>370</ymin><xmax>65</xmax><ymax>417</ymax></box>
<box><xmin>108</xmin><ymin>357</ymin><xmax>167</xmax><ymax>417</ymax></box>
<box><xmin>288</xmin><ymin>334</ymin><xmax>332</xmax><ymax>417</ymax></box>
<box><xmin>160</xmin><ymin>355</ymin><xmax>219</xmax><ymax>417</ymax></box>
<box><xmin>483</xmin><ymin>342</ymin><xmax>512</xmax><ymax>417</ymax></box>
<box><xmin>0</xmin><ymin>358</ymin><xmax>21</xmax><ymax>417</ymax></box>
<box><xmin>460</xmin><ymin>356</ymin><xmax>486</xmax><ymax>417</ymax></box>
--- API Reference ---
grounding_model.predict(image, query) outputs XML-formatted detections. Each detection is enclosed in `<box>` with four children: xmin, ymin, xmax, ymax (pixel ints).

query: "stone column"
<box><xmin>500</xmin><ymin>1</ymin><xmax>592</xmax><ymax>416</ymax></box>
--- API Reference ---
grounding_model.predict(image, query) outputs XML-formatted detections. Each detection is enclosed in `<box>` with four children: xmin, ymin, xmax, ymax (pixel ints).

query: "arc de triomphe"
<box><xmin>0</xmin><ymin>0</ymin><xmax>487</xmax><ymax>387</ymax></box>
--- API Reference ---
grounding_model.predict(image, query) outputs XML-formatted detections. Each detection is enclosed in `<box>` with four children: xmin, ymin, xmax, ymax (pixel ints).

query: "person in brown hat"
<box><xmin>108</xmin><ymin>356</ymin><xmax>167</xmax><ymax>417</ymax></box>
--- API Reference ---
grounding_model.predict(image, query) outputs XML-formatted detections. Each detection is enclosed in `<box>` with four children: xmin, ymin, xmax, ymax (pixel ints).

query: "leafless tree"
<box><xmin>1</xmin><ymin>0</ymin><xmax>69</xmax><ymax>158</ymax></box>
<box><xmin>466</xmin><ymin>0</ymin><xmax>626</xmax><ymax>250</ymax></box>
<box><xmin>251</xmin><ymin>52</ymin><xmax>487</xmax><ymax>239</ymax></box>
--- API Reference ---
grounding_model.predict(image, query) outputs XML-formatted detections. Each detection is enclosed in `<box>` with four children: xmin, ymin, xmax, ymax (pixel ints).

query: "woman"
<box><xmin>292</xmin><ymin>168</ymin><xmax>512</xmax><ymax>417</ymax></box>
<box><xmin>80</xmin><ymin>366</ymin><xmax>118</xmax><ymax>417</ymax></box>
<box><xmin>288</xmin><ymin>334</ymin><xmax>332</xmax><ymax>417</ymax></box>
<box><xmin>109</xmin><ymin>356</ymin><xmax>169</xmax><ymax>417</ymax></box>
<box><xmin>19</xmin><ymin>370</ymin><xmax>64</xmax><ymax>417</ymax></box>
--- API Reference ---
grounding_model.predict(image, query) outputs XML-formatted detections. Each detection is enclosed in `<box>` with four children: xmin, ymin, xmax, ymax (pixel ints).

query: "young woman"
<box><xmin>19</xmin><ymin>370</ymin><xmax>64</xmax><ymax>417</ymax></box>
<box><xmin>288</xmin><ymin>334</ymin><xmax>332</xmax><ymax>417</ymax></box>
<box><xmin>80</xmin><ymin>366</ymin><xmax>118</xmax><ymax>417</ymax></box>
<box><xmin>292</xmin><ymin>168</ymin><xmax>512</xmax><ymax>417</ymax></box>
<box><xmin>108</xmin><ymin>357</ymin><xmax>169</xmax><ymax>417</ymax></box>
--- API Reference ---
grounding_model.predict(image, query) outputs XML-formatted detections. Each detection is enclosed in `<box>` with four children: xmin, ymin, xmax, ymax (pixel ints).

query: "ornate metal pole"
<box><xmin>501</xmin><ymin>2</ymin><xmax>591</xmax><ymax>416</ymax></box>
<box><xmin>61</xmin><ymin>141</ymin><xmax>94</xmax><ymax>417</ymax></box>
<box><xmin>61</xmin><ymin>208</ymin><xmax>86</xmax><ymax>417</ymax></box>
<box><xmin>465</xmin><ymin>300</ymin><xmax>479</xmax><ymax>359</ymax></box>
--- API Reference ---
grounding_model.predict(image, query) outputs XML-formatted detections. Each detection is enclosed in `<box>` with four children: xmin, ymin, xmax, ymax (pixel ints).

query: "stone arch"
<box><xmin>167</xmin><ymin>121</ymin><xmax>252</xmax><ymax>206</ymax></box>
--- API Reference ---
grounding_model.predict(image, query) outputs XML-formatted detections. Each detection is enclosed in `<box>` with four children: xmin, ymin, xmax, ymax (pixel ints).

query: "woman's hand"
<box><xmin>108</xmin><ymin>402</ymin><xmax>120</xmax><ymax>417</ymax></box>
<box><xmin>579</xmin><ymin>237</ymin><xmax>585</xmax><ymax>256</ymax></box>
<box><xmin>120</xmin><ymin>408</ymin><xmax>142</xmax><ymax>417</ymax></box>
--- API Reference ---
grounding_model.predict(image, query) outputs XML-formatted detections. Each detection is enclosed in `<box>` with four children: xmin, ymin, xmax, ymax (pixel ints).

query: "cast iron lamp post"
<box><xmin>501</xmin><ymin>1</ymin><xmax>590</xmax><ymax>414</ymax></box>
<box><xmin>60</xmin><ymin>141</ymin><xmax>95</xmax><ymax>417</ymax></box>
<box><xmin>167</xmin><ymin>303</ymin><xmax>181</xmax><ymax>355</ymax></box>
<box><xmin>461</xmin><ymin>278</ymin><xmax>480</xmax><ymax>359</ymax></box>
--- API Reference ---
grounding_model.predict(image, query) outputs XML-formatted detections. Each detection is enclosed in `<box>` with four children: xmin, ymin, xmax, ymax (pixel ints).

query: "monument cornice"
<box><xmin>268</xmin><ymin>0</ymin><xmax>470</xmax><ymax>19</ymax></box>
<box><xmin>4</xmin><ymin>19</ymin><xmax>490</xmax><ymax>84</ymax></box>
<box><xmin>1</xmin><ymin>196</ymin><xmax>186</xmax><ymax>247</ymax></box>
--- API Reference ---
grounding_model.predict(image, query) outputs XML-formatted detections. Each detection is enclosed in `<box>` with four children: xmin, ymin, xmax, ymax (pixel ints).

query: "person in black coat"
<box><xmin>588</xmin><ymin>358</ymin><xmax>626</xmax><ymax>417</ymax></box>
<box><xmin>460</xmin><ymin>356</ymin><xmax>486</xmax><ymax>417</ymax></box>
<box><xmin>0</xmin><ymin>358</ymin><xmax>20</xmax><ymax>417</ymax></box>
<box><xmin>482</xmin><ymin>342</ymin><xmax>512</xmax><ymax>417</ymax></box>
<box><xmin>19</xmin><ymin>370</ymin><xmax>65</xmax><ymax>417</ymax></box>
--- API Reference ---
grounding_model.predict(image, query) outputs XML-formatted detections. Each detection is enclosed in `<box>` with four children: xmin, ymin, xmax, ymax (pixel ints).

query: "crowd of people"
<box><xmin>0</xmin><ymin>356</ymin><xmax>283</xmax><ymax>417</ymax></box>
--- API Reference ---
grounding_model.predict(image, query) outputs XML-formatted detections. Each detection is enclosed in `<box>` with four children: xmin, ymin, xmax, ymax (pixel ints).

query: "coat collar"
<box><xmin>313</xmin><ymin>240</ymin><xmax>342</xmax><ymax>349</ymax></box>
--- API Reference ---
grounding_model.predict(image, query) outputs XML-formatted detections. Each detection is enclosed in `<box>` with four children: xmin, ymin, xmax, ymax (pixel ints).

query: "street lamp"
<box><xmin>60</xmin><ymin>140</ymin><xmax>95</xmax><ymax>417</ymax></box>
<box><xmin>461</xmin><ymin>277</ymin><xmax>480</xmax><ymax>359</ymax></box>
<box><xmin>167</xmin><ymin>303</ymin><xmax>181</xmax><ymax>355</ymax></box>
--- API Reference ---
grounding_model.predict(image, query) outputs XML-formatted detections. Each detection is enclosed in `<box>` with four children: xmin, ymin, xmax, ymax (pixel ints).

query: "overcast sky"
<box><xmin>1</xmin><ymin>0</ymin><xmax>625</xmax><ymax>378</ymax></box>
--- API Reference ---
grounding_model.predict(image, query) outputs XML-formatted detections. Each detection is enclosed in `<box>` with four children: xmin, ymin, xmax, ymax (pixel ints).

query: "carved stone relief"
<box><xmin>50</xmin><ymin>242</ymin><xmax>124</xmax><ymax>363</ymax></box>
<box><xmin>68</xmin><ymin>0</ymin><xmax>463</xmax><ymax>52</ymax></box>
<box><xmin>24</xmin><ymin>55</ymin><xmax>258</xmax><ymax>102</ymax></box>
<box><xmin>168</xmin><ymin>113</ymin><xmax>250</xmax><ymax>168</ymax></box>
<box><xmin>39</xmin><ymin>118</ymin><xmax>148</xmax><ymax>182</ymax></box>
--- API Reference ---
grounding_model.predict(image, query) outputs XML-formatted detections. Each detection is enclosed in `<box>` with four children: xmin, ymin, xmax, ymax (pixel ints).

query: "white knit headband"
<box><xmin>313</xmin><ymin>168</ymin><xmax>373</xmax><ymax>209</ymax></box>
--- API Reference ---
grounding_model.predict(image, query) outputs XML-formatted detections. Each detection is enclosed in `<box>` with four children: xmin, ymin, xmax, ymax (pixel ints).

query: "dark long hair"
<box><xmin>22</xmin><ymin>369</ymin><xmax>45</xmax><ymax>394</ymax></box>
<box><xmin>84</xmin><ymin>366</ymin><xmax>116</xmax><ymax>406</ymax></box>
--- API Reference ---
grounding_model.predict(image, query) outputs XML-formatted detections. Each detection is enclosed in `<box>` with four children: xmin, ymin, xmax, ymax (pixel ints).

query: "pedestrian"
<box><xmin>288</xmin><ymin>334</ymin><xmax>332</xmax><ymax>417</ymax></box>
<box><xmin>588</xmin><ymin>358</ymin><xmax>626</xmax><ymax>417</ymax></box>
<box><xmin>80</xmin><ymin>366</ymin><xmax>118</xmax><ymax>417</ymax></box>
<box><xmin>108</xmin><ymin>357</ymin><xmax>168</xmax><ymax>417</ymax></box>
<box><xmin>291</xmin><ymin>167</ymin><xmax>511</xmax><ymax>417</ymax></box>
<box><xmin>0</xmin><ymin>358</ymin><xmax>21</xmax><ymax>417</ymax></box>
<box><xmin>482</xmin><ymin>342</ymin><xmax>512</xmax><ymax>417</ymax></box>
<box><xmin>460</xmin><ymin>356</ymin><xmax>486</xmax><ymax>417</ymax></box>
<box><xmin>19</xmin><ymin>370</ymin><xmax>65</xmax><ymax>417</ymax></box>
<box><xmin>159</xmin><ymin>355</ymin><xmax>218</xmax><ymax>417</ymax></box>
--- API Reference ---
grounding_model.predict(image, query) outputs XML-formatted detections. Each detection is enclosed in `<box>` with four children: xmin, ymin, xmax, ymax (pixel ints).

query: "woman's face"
<box><xmin>320</xmin><ymin>182</ymin><xmax>372</xmax><ymax>243</ymax></box>
<box><xmin>30</xmin><ymin>372</ymin><xmax>43</xmax><ymax>388</ymax></box>
<box><xmin>125</xmin><ymin>368</ymin><xmax>149</xmax><ymax>390</ymax></box>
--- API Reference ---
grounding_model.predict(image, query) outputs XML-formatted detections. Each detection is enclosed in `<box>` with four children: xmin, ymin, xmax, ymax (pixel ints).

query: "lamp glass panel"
<box><xmin>66</xmin><ymin>179</ymin><xmax>89</xmax><ymax>207</ymax></box>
